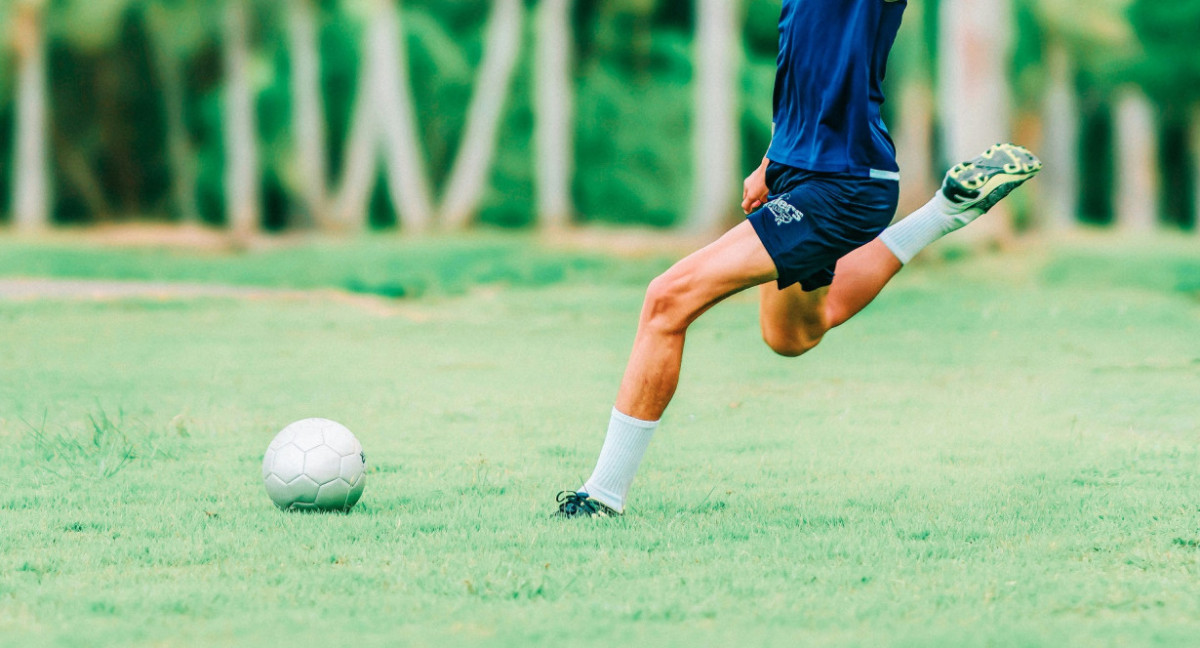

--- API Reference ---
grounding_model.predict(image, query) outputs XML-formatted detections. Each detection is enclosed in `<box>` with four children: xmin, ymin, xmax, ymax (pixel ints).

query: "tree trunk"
<box><xmin>440</xmin><ymin>0</ymin><xmax>524</xmax><ymax>229</ymax></box>
<box><xmin>889</xmin><ymin>0</ymin><xmax>935</xmax><ymax>218</ymax></box>
<box><xmin>533</xmin><ymin>0</ymin><xmax>574</xmax><ymax>230</ymax></box>
<box><xmin>1190</xmin><ymin>103</ymin><xmax>1200</xmax><ymax>234</ymax></box>
<box><xmin>222</xmin><ymin>0</ymin><xmax>261</xmax><ymax>237</ymax></box>
<box><xmin>287</xmin><ymin>0</ymin><xmax>329</xmax><ymax>228</ymax></box>
<box><xmin>938</xmin><ymin>0</ymin><xmax>1013</xmax><ymax>243</ymax></box>
<box><xmin>146</xmin><ymin>5</ymin><xmax>200</xmax><ymax>223</ymax></box>
<box><xmin>368</xmin><ymin>0</ymin><xmax>435</xmax><ymax>232</ymax></box>
<box><xmin>688</xmin><ymin>0</ymin><xmax>742</xmax><ymax>233</ymax></box>
<box><xmin>10</xmin><ymin>1</ymin><xmax>50</xmax><ymax>232</ymax></box>
<box><xmin>1039</xmin><ymin>42</ymin><xmax>1079</xmax><ymax>231</ymax></box>
<box><xmin>1113</xmin><ymin>86</ymin><xmax>1160</xmax><ymax>233</ymax></box>
<box><xmin>331</xmin><ymin>66</ymin><xmax>377</xmax><ymax>230</ymax></box>
<box><xmin>895</xmin><ymin>81</ymin><xmax>936</xmax><ymax>218</ymax></box>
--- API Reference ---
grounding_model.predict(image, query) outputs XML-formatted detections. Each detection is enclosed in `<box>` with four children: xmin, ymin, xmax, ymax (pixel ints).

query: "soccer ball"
<box><xmin>261</xmin><ymin>418</ymin><xmax>367</xmax><ymax>512</ymax></box>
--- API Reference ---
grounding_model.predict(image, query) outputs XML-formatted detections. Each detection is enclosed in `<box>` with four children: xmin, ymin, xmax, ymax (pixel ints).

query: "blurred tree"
<box><xmin>440</xmin><ymin>0</ymin><xmax>523</xmax><ymax>229</ymax></box>
<box><xmin>223</xmin><ymin>0</ymin><xmax>261</xmax><ymax>237</ymax></box>
<box><xmin>1128</xmin><ymin>0</ymin><xmax>1200</xmax><ymax>230</ymax></box>
<box><xmin>1038</xmin><ymin>40</ymin><xmax>1080</xmax><ymax>230</ymax></box>
<box><xmin>890</xmin><ymin>0</ymin><xmax>937</xmax><ymax>218</ymax></box>
<box><xmin>1034</xmin><ymin>0</ymin><xmax>1158</xmax><ymax>230</ymax></box>
<box><xmin>330</xmin><ymin>12</ymin><xmax>377</xmax><ymax>229</ymax></box>
<box><xmin>331</xmin><ymin>0</ymin><xmax>435</xmax><ymax>231</ymax></box>
<box><xmin>1113</xmin><ymin>85</ymin><xmax>1159</xmax><ymax>232</ymax></box>
<box><xmin>366</xmin><ymin>0</ymin><xmax>434</xmax><ymax>231</ymax></box>
<box><xmin>689</xmin><ymin>0</ymin><xmax>742</xmax><ymax>233</ymax></box>
<box><xmin>10</xmin><ymin>0</ymin><xmax>50</xmax><ymax>231</ymax></box>
<box><xmin>573</xmin><ymin>0</ymin><xmax>691</xmax><ymax>228</ymax></box>
<box><xmin>285</xmin><ymin>0</ymin><xmax>329</xmax><ymax>228</ymax></box>
<box><xmin>1033</xmin><ymin>0</ymin><xmax>1128</xmax><ymax>229</ymax></box>
<box><xmin>741</xmin><ymin>0</ymin><xmax>777</xmax><ymax>174</ymax></box>
<box><xmin>16</xmin><ymin>0</ymin><xmax>1188</xmax><ymax>236</ymax></box>
<box><xmin>1193</xmin><ymin>104</ymin><xmax>1200</xmax><ymax>231</ymax></box>
<box><xmin>143</xmin><ymin>0</ymin><xmax>208</xmax><ymax>224</ymax></box>
<box><xmin>533</xmin><ymin>0</ymin><xmax>575</xmax><ymax>229</ymax></box>
<box><xmin>938</xmin><ymin>0</ymin><xmax>1014</xmax><ymax>244</ymax></box>
<box><xmin>44</xmin><ymin>0</ymin><xmax>132</xmax><ymax>222</ymax></box>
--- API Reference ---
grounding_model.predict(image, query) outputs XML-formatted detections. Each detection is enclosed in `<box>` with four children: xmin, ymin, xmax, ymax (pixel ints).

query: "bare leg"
<box><xmin>759</xmin><ymin>238</ymin><xmax>902</xmax><ymax>356</ymax></box>
<box><xmin>824</xmin><ymin>238</ymin><xmax>903</xmax><ymax>327</ymax></box>
<box><xmin>615</xmin><ymin>221</ymin><xmax>778</xmax><ymax>421</ymax></box>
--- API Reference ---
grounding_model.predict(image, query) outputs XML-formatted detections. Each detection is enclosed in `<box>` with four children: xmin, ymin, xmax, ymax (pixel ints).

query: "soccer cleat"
<box><xmin>941</xmin><ymin>143</ymin><xmax>1043</xmax><ymax>215</ymax></box>
<box><xmin>552</xmin><ymin>491</ymin><xmax>620</xmax><ymax>518</ymax></box>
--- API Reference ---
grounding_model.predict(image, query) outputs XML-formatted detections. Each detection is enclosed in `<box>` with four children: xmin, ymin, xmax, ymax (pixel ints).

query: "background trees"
<box><xmin>1</xmin><ymin>0</ymin><xmax>1195</xmax><ymax>237</ymax></box>
<box><xmin>1127</xmin><ymin>0</ymin><xmax>1200</xmax><ymax>232</ymax></box>
<box><xmin>532</xmin><ymin>0</ymin><xmax>575</xmax><ymax>229</ymax></box>
<box><xmin>10</xmin><ymin>0</ymin><xmax>50</xmax><ymax>232</ymax></box>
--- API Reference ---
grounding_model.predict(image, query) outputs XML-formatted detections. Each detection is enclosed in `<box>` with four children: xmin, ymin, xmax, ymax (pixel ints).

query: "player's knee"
<box><xmin>761</xmin><ymin>326</ymin><xmax>822</xmax><ymax>358</ymax></box>
<box><xmin>642</xmin><ymin>272</ymin><xmax>693</xmax><ymax>335</ymax></box>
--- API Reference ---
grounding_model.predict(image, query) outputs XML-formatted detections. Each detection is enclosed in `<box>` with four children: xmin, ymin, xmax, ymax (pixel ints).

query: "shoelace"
<box><xmin>556</xmin><ymin>490</ymin><xmax>598</xmax><ymax>515</ymax></box>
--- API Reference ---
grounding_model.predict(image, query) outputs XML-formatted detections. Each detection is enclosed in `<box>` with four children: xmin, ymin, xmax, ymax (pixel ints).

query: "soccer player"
<box><xmin>554</xmin><ymin>0</ymin><xmax>1042</xmax><ymax>517</ymax></box>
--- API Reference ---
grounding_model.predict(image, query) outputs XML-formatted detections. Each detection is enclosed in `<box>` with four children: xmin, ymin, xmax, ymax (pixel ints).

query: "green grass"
<box><xmin>0</xmin><ymin>233</ymin><xmax>656</xmax><ymax>297</ymax></box>
<box><xmin>0</xmin><ymin>235</ymin><xmax>1198</xmax><ymax>647</ymax></box>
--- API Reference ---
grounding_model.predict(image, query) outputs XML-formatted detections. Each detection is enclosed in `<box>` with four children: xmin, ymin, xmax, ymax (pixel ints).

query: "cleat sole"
<box><xmin>943</xmin><ymin>144</ymin><xmax>1042</xmax><ymax>213</ymax></box>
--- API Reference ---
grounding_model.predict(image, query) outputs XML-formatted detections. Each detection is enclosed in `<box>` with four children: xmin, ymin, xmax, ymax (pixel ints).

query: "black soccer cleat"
<box><xmin>942</xmin><ymin>143</ymin><xmax>1043</xmax><ymax>215</ymax></box>
<box><xmin>552</xmin><ymin>491</ymin><xmax>620</xmax><ymax>518</ymax></box>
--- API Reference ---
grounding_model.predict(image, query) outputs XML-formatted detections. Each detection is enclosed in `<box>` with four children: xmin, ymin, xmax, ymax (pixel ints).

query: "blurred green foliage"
<box><xmin>0</xmin><ymin>0</ymin><xmax>1196</xmax><ymax>228</ymax></box>
<box><xmin>1128</xmin><ymin>0</ymin><xmax>1200</xmax><ymax>106</ymax></box>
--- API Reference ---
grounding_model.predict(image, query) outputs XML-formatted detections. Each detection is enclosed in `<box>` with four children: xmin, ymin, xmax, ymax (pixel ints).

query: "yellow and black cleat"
<box><xmin>943</xmin><ymin>143</ymin><xmax>1043</xmax><ymax>214</ymax></box>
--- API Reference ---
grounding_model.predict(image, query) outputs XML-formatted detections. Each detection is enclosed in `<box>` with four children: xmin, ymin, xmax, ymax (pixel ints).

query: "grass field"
<box><xmin>1</xmin><ymin>234</ymin><xmax>1198</xmax><ymax>647</ymax></box>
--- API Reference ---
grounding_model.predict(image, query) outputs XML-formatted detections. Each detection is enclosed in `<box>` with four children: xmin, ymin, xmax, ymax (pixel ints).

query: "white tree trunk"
<box><xmin>1190</xmin><ymin>104</ymin><xmax>1200</xmax><ymax>234</ymax></box>
<box><xmin>331</xmin><ymin>71</ymin><xmax>377</xmax><ymax>230</ymax></box>
<box><xmin>223</xmin><ymin>0</ymin><xmax>261</xmax><ymax>237</ymax></box>
<box><xmin>1040</xmin><ymin>42</ymin><xmax>1079</xmax><ymax>231</ymax></box>
<box><xmin>533</xmin><ymin>0</ymin><xmax>574</xmax><ymax>230</ymax></box>
<box><xmin>1113</xmin><ymin>87</ymin><xmax>1160</xmax><ymax>233</ymax></box>
<box><xmin>11</xmin><ymin>1</ymin><xmax>50</xmax><ymax>232</ymax></box>
<box><xmin>368</xmin><ymin>0</ymin><xmax>435</xmax><ymax>232</ymax></box>
<box><xmin>895</xmin><ymin>81</ymin><xmax>936</xmax><ymax>218</ymax></box>
<box><xmin>440</xmin><ymin>0</ymin><xmax>524</xmax><ymax>229</ymax></box>
<box><xmin>938</xmin><ymin>0</ymin><xmax>1013</xmax><ymax>242</ymax></box>
<box><xmin>146</xmin><ymin>5</ymin><xmax>200</xmax><ymax>223</ymax></box>
<box><xmin>287</xmin><ymin>0</ymin><xmax>329</xmax><ymax>228</ymax></box>
<box><xmin>689</xmin><ymin>0</ymin><xmax>741</xmax><ymax>233</ymax></box>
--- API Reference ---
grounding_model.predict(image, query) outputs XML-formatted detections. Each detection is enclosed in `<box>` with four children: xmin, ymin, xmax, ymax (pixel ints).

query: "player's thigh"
<box><xmin>649</xmin><ymin>221</ymin><xmax>778</xmax><ymax>324</ymax></box>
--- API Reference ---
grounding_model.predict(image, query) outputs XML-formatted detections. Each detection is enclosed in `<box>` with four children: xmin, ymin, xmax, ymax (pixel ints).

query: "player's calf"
<box><xmin>761</xmin><ymin>320</ymin><xmax>824</xmax><ymax>357</ymax></box>
<box><xmin>758</xmin><ymin>283</ymin><xmax>830</xmax><ymax>357</ymax></box>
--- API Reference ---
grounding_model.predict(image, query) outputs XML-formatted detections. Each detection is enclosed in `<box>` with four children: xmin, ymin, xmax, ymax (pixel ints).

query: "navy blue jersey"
<box><xmin>767</xmin><ymin>0</ymin><xmax>907</xmax><ymax>179</ymax></box>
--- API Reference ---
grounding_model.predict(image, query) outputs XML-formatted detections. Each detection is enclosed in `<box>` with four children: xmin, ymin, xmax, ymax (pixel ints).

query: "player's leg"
<box><xmin>757</xmin><ymin>236</ymin><xmax>901</xmax><ymax>355</ymax></box>
<box><xmin>757</xmin><ymin>283</ymin><xmax>830</xmax><ymax>357</ymax></box>
<box><xmin>880</xmin><ymin>143</ymin><xmax>1043</xmax><ymax>264</ymax></box>
<box><xmin>823</xmin><ymin>238</ymin><xmax>903</xmax><ymax>327</ymax></box>
<box><xmin>555</xmin><ymin>221</ymin><xmax>777</xmax><ymax>518</ymax></box>
<box><xmin>557</xmin><ymin>144</ymin><xmax>1044</xmax><ymax>518</ymax></box>
<box><xmin>758</xmin><ymin>144</ymin><xmax>1043</xmax><ymax>353</ymax></box>
<box><xmin>615</xmin><ymin>220</ymin><xmax>777</xmax><ymax>421</ymax></box>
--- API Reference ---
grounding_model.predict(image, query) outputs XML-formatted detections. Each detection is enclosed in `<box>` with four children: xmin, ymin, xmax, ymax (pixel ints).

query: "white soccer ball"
<box><xmin>261</xmin><ymin>418</ymin><xmax>366</xmax><ymax>512</ymax></box>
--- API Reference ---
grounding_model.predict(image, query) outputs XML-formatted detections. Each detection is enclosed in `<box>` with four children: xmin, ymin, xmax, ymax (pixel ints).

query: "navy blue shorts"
<box><xmin>747</xmin><ymin>162</ymin><xmax>899</xmax><ymax>291</ymax></box>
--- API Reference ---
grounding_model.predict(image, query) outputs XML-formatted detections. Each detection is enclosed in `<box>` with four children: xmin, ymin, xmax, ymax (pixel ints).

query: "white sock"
<box><xmin>879</xmin><ymin>193</ymin><xmax>984</xmax><ymax>264</ymax></box>
<box><xmin>582</xmin><ymin>408</ymin><xmax>658</xmax><ymax>512</ymax></box>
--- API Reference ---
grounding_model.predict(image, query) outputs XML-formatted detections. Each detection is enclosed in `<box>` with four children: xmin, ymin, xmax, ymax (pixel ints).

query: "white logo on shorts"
<box><xmin>766</xmin><ymin>198</ymin><xmax>804</xmax><ymax>226</ymax></box>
